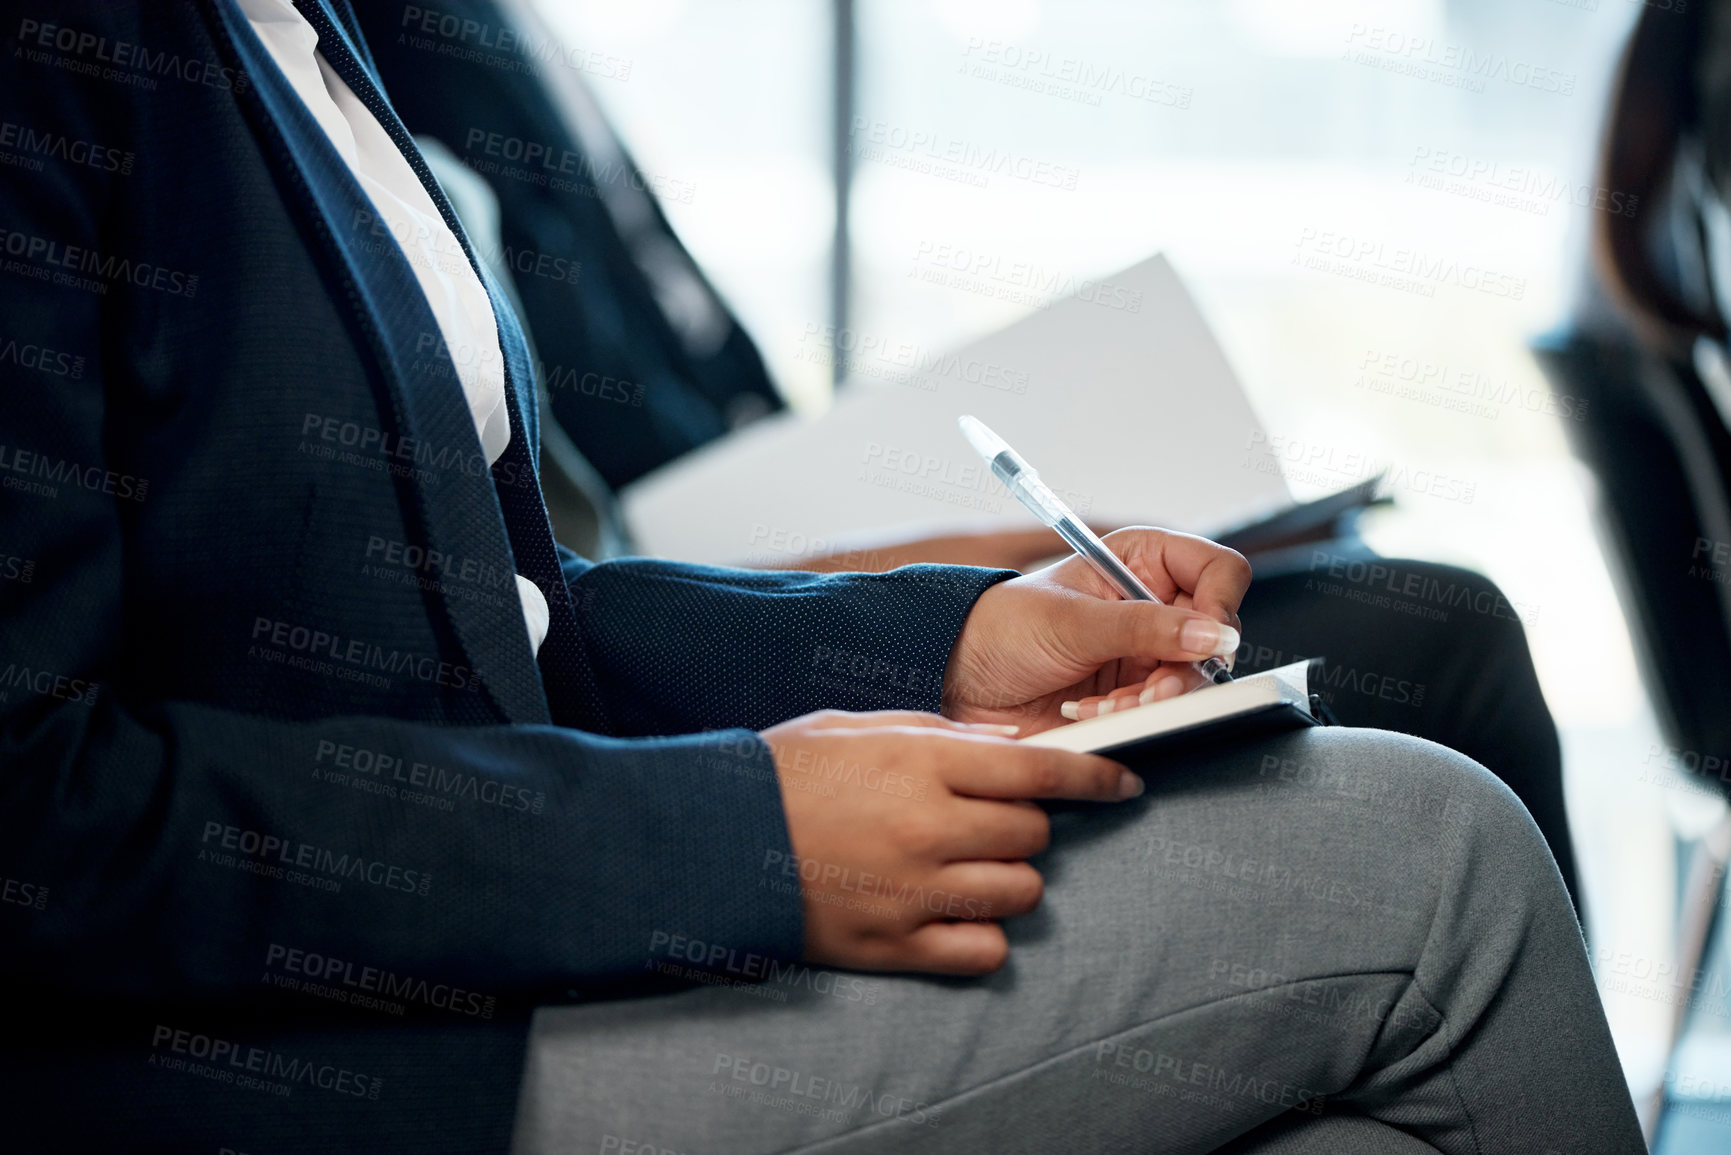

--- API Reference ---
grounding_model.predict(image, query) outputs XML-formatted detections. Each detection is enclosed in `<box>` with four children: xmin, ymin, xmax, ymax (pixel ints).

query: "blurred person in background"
<box><xmin>1535</xmin><ymin>1</ymin><xmax>1731</xmax><ymax>1147</ymax></box>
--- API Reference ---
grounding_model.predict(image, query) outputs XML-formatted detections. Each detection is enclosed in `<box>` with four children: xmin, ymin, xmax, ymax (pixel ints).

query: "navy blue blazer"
<box><xmin>0</xmin><ymin>2</ymin><xmax>1007</xmax><ymax>1151</ymax></box>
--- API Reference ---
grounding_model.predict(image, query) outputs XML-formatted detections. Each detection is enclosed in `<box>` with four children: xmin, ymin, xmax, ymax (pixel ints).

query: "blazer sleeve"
<box><xmin>1</xmin><ymin>689</ymin><xmax>806</xmax><ymax>1005</ymax></box>
<box><xmin>560</xmin><ymin>548</ymin><xmax>1018</xmax><ymax>736</ymax></box>
<box><xmin>0</xmin><ymin>20</ymin><xmax>805</xmax><ymax>1009</ymax></box>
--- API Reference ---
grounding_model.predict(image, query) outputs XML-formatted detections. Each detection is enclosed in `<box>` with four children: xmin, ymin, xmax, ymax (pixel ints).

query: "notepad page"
<box><xmin>1020</xmin><ymin>660</ymin><xmax>1314</xmax><ymax>754</ymax></box>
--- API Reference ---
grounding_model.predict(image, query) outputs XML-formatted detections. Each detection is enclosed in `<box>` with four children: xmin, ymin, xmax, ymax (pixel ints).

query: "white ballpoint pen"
<box><xmin>957</xmin><ymin>414</ymin><xmax>1234</xmax><ymax>687</ymax></box>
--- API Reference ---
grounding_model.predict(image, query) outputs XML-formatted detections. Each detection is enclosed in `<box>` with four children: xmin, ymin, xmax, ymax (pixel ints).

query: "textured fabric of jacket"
<box><xmin>0</xmin><ymin>3</ymin><xmax>1009</xmax><ymax>1150</ymax></box>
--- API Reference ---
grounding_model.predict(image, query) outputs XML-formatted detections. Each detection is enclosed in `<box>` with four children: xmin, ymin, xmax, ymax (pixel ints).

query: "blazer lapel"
<box><xmin>207</xmin><ymin>0</ymin><xmax>555</xmax><ymax>725</ymax></box>
<box><xmin>293</xmin><ymin>0</ymin><xmax>608</xmax><ymax>733</ymax></box>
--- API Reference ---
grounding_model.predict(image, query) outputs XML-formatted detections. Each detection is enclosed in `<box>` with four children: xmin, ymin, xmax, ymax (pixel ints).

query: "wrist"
<box><xmin>941</xmin><ymin>578</ymin><xmax>1014</xmax><ymax>716</ymax></box>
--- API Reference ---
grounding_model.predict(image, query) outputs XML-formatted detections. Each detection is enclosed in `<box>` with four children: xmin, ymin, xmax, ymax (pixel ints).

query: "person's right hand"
<box><xmin>760</xmin><ymin>709</ymin><xmax>1142</xmax><ymax>975</ymax></box>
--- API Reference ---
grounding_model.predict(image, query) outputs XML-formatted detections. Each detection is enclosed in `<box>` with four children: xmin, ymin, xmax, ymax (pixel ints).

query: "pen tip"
<box><xmin>956</xmin><ymin>415</ymin><xmax>1007</xmax><ymax>463</ymax></box>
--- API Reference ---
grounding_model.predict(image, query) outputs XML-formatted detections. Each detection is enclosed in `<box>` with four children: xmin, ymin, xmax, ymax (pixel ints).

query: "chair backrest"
<box><xmin>1532</xmin><ymin>330</ymin><xmax>1731</xmax><ymax>796</ymax></box>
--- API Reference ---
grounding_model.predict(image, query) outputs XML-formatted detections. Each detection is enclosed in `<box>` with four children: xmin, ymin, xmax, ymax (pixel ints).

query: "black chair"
<box><xmin>1531</xmin><ymin>326</ymin><xmax>1731</xmax><ymax>790</ymax></box>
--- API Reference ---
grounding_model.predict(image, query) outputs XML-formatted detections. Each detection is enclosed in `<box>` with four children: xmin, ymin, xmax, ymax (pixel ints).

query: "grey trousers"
<box><xmin>511</xmin><ymin>729</ymin><xmax>1644</xmax><ymax>1154</ymax></box>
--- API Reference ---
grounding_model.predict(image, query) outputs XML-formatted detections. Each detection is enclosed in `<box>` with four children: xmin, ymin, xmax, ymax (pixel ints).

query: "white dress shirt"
<box><xmin>239</xmin><ymin>0</ymin><xmax>550</xmax><ymax>655</ymax></box>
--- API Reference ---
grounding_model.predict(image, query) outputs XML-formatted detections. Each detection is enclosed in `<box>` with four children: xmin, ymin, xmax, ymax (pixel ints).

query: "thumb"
<box><xmin>1062</xmin><ymin>597</ymin><xmax>1240</xmax><ymax>668</ymax></box>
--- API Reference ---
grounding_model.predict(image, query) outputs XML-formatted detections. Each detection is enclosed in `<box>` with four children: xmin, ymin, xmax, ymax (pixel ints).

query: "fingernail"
<box><xmin>1179</xmin><ymin>619</ymin><xmax>1240</xmax><ymax>656</ymax></box>
<box><xmin>1117</xmin><ymin>771</ymin><xmax>1145</xmax><ymax>800</ymax></box>
<box><xmin>1096</xmin><ymin>698</ymin><xmax>1116</xmax><ymax>716</ymax></box>
<box><xmin>1139</xmin><ymin>674</ymin><xmax>1184</xmax><ymax>705</ymax></box>
<box><xmin>1059</xmin><ymin>701</ymin><xmax>1081</xmax><ymax>721</ymax></box>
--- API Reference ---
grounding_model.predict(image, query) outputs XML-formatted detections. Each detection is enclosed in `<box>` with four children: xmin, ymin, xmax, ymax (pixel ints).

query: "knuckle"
<box><xmin>888</xmin><ymin>809</ymin><xmax>941</xmax><ymax>857</ymax></box>
<box><xmin>1099</xmin><ymin>760</ymin><xmax>1125</xmax><ymax>796</ymax></box>
<box><xmin>1157</xmin><ymin>609</ymin><xmax>1188</xmax><ymax>652</ymax></box>
<box><xmin>922</xmin><ymin>740</ymin><xmax>957</xmax><ymax>774</ymax></box>
<box><xmin>1024</xmin><ymin>813</ymin><xmax>1052</xmax><ymax>855</ymax></box>
<box><xmin>1131</xmin><ymin>606</ymin><xmax>1172</xmax><ymax>654</ymax></box>
<box><xmin>855</xmin><ymin>937</ymin><xmax>900</xmax><ymax>970</ymax></box>
<box><xmin>1029</xmin><ymin>755</ymin><xmax>1065</xmax><ymax>796</ymax></box>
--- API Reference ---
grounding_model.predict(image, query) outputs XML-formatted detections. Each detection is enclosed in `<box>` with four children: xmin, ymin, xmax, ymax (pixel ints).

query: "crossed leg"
<box><xmin>513</xmin><ymin>728</ymin><xmax>1641</xmax><ymax>1155</ymax></box>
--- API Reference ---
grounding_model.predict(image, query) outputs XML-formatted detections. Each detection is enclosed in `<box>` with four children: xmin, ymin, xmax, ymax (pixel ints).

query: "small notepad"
<box><xmin>1021</xmin><ymin>660</ymin><xmax>1322</xmax><ymax>756</ymax></box>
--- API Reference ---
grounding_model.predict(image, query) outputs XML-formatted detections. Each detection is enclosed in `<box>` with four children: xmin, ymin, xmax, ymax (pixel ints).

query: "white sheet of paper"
<box><xmin>621</xmin><ymin>254</ymin><xmax>1291</xmax><ymax>565</ymax></box>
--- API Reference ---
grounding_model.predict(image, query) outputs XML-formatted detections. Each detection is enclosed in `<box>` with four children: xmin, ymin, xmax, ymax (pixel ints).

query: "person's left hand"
<box><xmin>942</xmin><ymin>527</ymin><xmax>1250</xmax><ymax>734</ymax></box>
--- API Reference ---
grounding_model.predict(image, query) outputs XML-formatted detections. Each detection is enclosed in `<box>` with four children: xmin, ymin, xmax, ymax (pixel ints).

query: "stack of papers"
<box><xmin>621</xmin><ymin>254</ymin><xmax>1291</xmax><ymax>565</ymax></box>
